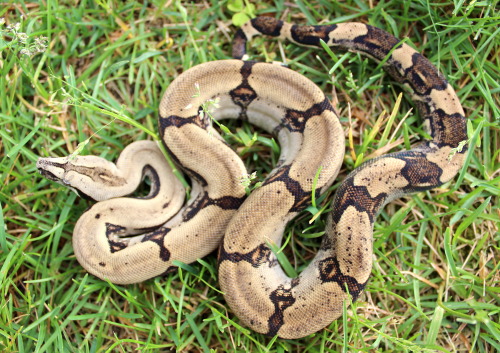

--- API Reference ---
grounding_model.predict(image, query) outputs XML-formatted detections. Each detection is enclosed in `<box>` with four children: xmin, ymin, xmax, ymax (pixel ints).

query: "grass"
<box><xmin>0</xmin><ymin>0</ymin><xmax>499</xmax><ymax>352</ymax></box>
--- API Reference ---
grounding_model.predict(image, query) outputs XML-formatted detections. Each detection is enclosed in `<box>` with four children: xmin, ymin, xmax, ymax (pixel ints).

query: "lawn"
<box><xmin>1</xmin><ymin>0</ymin><xmax>499</xmax><ymax>352</ymax></box>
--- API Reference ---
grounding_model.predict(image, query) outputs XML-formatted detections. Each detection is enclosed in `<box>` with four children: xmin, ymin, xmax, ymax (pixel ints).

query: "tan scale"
<box><xmin>353</xmin><ymin>157</ymin><xmax>409</xmax><ymax>197</ymax></box>
<box><xmin>334</xmin><ymin>206</ymin><xmax>373</xmax><ymax>282</ymax></box>
<box><xmin>330</xmin><ymin>22</ymin><xmax>369</xmax><ymax>41</ymax></box>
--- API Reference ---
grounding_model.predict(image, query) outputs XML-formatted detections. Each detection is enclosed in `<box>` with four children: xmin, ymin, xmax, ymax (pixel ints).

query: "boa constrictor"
<box><xmin>37</xmin><ymin>17</ymin><xmax>467</xmax><ymax>339</ymax></box>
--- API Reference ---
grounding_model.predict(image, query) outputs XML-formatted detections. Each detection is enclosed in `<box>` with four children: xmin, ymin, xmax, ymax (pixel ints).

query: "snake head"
<box><xmin>36</xmin><ymin>155</ymin><xmax>126</xmax><ymax>201</ymax></box>
<box><xmin>37</xmin><ymin>156</ymin><xmax>87</xmax><ymax>199</ymax></box>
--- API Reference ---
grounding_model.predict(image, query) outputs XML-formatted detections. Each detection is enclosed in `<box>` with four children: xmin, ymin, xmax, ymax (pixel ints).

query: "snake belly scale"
<box><xmin>37</xmin><ymin>17</ymin><xmax>467</xmax><ymax>339</ymax></box>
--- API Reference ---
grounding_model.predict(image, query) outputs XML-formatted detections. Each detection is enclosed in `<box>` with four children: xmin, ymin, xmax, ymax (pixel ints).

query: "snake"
<box><xmin>37</xmin><ymin>17</ymin><xmax>467</xmax><ymax>339</ymax></box>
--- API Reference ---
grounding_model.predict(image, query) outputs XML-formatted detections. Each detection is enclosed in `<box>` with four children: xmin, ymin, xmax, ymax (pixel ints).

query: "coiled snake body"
<box><xmin>37</xmin><ymin>17</ymin><xmax>467</xmax><ymax>338</ymax></box>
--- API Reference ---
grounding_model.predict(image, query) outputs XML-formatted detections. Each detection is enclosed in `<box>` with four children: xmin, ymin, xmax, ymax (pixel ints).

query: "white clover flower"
<box><xmin>240</xmin><ymin>171</ymin><xmax>257</xmax><ymax>188</ymax></box>
<box><xmin>35</xmin><ymin>36</ymin><xmax>48</xmax><ymax>46</ymax></box>
<box><xmin>0</xmin><ymin>18</ymin><xmax>5</xmax><ymax>26</ymax></box>
<box><xmin>34</xmin><ymin>36</ymin><xmax>48</xmax><ymax>52</ymax></box>
<box><xmin>17</xmin><ymin>32</ymin><xmax>28</xmax><ymax>43</ymax></box>
<box><xmin>7</xmin><ymin>22</ymin><xmax>21</xmax><ymax>32</ymax></box>
<box><xmin>19</xmin><ymin>48</ymin><xmax>31</xmax><ymax>56</ymax></box>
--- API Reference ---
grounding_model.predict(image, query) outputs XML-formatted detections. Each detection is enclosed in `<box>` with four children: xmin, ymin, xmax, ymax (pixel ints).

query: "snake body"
<box><xmin>37</xmin><ymin>17</ymin><xmax>467</xmax><ymax>338</ymax></box>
